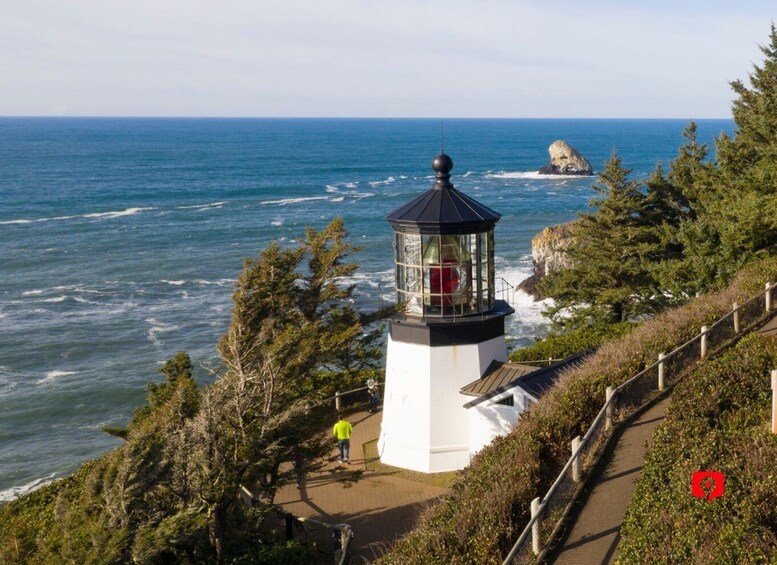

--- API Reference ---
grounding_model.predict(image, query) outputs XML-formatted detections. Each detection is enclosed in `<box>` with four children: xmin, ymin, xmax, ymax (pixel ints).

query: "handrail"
<box><xmin>322</xmin><ymin>382</ymin><xmax>382</xmax><ymax>404</ymax></box>
<box><xmin>503</xmin><ymin>280</ymin><xmax>777</xmax><ymax>564</ymax></box>
<box><xmin>240</xmin><ymin>485</ymin><xmax>353</xmax><ymax>565</ymax></box>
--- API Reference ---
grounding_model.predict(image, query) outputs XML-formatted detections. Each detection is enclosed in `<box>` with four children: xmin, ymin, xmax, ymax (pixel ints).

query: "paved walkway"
<box><xmin>274</xmin><ymin>409</ymin><xmax>448</xmax><ymax>563</ymax></box>
<box><xmin>550</xmin><ymin>313</ymin><xmax>777</xmax><ymax>564</ymax></box>
<box><xmin>552</xmin><ymin>396</ymin><xmax>671</xmax><ymax>564</ymax></box>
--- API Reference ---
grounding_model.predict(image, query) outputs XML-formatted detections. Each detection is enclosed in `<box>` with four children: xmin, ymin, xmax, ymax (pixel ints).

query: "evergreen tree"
<box><xmin>541</xmin><ymin>153</ymin><xmax>664</xmax><ymax>328</ymax></box>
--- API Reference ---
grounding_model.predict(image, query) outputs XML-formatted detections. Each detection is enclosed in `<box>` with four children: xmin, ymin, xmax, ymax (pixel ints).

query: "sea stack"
<box><xmin>538</xmin><ymin>140</ymin><xmax>593</xmax><ymax>176</ymax></box>
<box><xmin>517</xmin><ymin>222</ymin><xmax>576</xmax><ymax>301</ymax></box>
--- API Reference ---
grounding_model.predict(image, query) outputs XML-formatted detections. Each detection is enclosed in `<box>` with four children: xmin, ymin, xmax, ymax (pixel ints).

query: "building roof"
<box><xmin>460</xmin><ymin>360</ymin><xmax>541</xmax><ymax>397</ymax></box>
<box><xmin>461</xmin><ymin>351</ymin><xmax>592</xmax><ymax>409</ymax></box>
<box><xmin>386</xmin><ymin>153</ymin><xmax>500</xmax><ymax>235</ymax></box>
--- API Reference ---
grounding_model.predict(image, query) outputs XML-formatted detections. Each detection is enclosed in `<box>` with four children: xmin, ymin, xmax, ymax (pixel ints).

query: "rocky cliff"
<box><xmin>517</xmin><ymin>221</ymin><xmax>576</xmax><ymax>300</ymax></box>
<box><xmin>538</xmin><ymin>140</ymin><xmax>593</xmax><ymax>176</ymax></box>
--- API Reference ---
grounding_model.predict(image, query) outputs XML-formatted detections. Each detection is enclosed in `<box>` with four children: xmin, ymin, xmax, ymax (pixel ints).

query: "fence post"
<box><xmin>605</xmin><ymin>386</ymin><xmax>615</xmax><ymax>431</ymax></box>
<box><xmin>335</xmin><ymin>391</ymin><xmax>341</xmax><ymax>411</ymax></box>
<box><xmin>572</xmin><ymin>436</ymin><xmax>582</xmax><ymax>483</ymax></box>
<box><xmin>531</xmin><ymin>496</ymin><xmax>541</xmax><ymax>555</ymax></box>
<box><xmin>700</xmin><ymin>326</ymin><xmax>708</xmax><ymax>360</ymax></box>
<box><xmin>767</xmin><ymin>283</ymin><xmax>773</xmax><ymax>312</ymax></box>
<box><xmin>772</xmin><ymin>370</ymin><xmax>777</xmax><ymax>435</ymax></box>
<box><xmin>733</xmin><ymin>302</ymin><xmax>740</xmax><ymax>334</ymax></box>
<box><xmin>658</xmin><ymin>352</ymin><xmax>666</xmax><ymax>391</ymax></box>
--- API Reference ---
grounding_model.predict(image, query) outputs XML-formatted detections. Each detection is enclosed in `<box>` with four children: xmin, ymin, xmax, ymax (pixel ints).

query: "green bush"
<box><xmin>379</xmin><ymin>256</ymin><xmax>777</xmax><ymax>564</ymax></box>
<box><xmin>617</xmin><ymin>333</ymin><xmax>777</xmax><ymax>564</ymax></box>
<box><xmin>508</xmin><ymin>322</ymin><xmax>636</xmax><ymax>363</ymax></box>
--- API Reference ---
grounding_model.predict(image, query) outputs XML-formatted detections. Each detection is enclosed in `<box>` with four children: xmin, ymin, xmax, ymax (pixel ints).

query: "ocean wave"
<box><xmin>261</xmin><ymin>196</ymin><xmax>331</xmax><ymax>206</ymax></box>
<box><xmin>0</xmin><ymin>207</ymin><xmax>154</xmax><ymax>225</ymax></box>
<box><xmin>485</xmin><ymin>171</ymin><xmax>593</xmax><ymax>180</ymax></box>
<box><xmin>325</xmin><ymin>185</ymin><xmax>339</xmax><ymax>193</ymax></box>
<box><xmin>146</xmin><ymin>318</ymin><xmax>181</xmax><ymax>347</ymax></box>
<box><xmin>160</xmin><ymin>279</ymin><xmax>186</xmax><ymax>286</ymax></box>
<box><xmin>0</xmin><ymin>366</ymin><xmax>16</xmax><ymax>396</ymax></box>
<box><xmin>82</xmin><ymin>207</ymin><xmax>155</xmax><ymax>219</ymax></box>
<box><xmin>368</xmin><ymin>176</ymin><xmax>396</xmax><ymax>187</ymax></box>
<box><xmin>270</xmin><ymin>216</ymin><xmax>284</xmax><ymax>226</ymax></box>
<box><xmin>0</xmin><ymin>473</ymin><xmax>58</xmax><ymax>503</ymax></box>
<box><xmin>177</xmin><ymin>201</ymin><xmax>226</xmax><ymax>210</ymax></box>
<box><xmin>42</xmin><ymin>296</ymin><xmax>67</xmax><ymax>303</ymax></box>
<box><xmin>36</xmin><ymin>370</ymin><xmax>76</xmax><ymax>385</ymax></box>
<box><xmin>330</xmin><ymin>196</ymin><xmax>345</xmax><ymax>202</ymax></box>
<box><xmin>193</xmin><ymin>278</ymin><xmax>233</xmax><ymax>287</ymax></box>
<box><xmin>22</xmin><ymin>289</ymin><xmax>45</xmax><ymax>296</ymax></box>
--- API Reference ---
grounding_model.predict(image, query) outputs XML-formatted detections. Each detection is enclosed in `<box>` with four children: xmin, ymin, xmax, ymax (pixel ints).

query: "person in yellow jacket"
<box><xmin>333</xmin><ymin>415</ymin><xmax>353</xmax><ymax>464</ymax></box>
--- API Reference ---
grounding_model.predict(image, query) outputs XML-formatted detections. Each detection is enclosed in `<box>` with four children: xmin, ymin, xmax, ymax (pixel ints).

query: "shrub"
<box><xmin>508</xmin><ymin>322</ymin><xmax>636</xmax><ymax>363</ymax></box>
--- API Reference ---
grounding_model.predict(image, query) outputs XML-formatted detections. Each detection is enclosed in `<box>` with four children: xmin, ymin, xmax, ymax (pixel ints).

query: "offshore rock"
<box><xmin>538</xmin><ymin>140</ymin><xmax>593</xmax><ymax>176</ymax></box>
<box><xmin>517</xmin><ymin>222</ymin><xmax>576</xmax><ymax>301</ymax></box>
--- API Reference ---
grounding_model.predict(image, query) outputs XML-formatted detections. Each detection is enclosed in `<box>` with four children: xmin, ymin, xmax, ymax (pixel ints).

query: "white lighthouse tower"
<box><xmin>378</xmin><ymin>153</ymin><xmax>514</xmax><ymax>473</ymax></box>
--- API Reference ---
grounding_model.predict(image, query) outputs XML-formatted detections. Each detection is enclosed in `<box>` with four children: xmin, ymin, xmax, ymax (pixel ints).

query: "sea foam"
<box><xmin>486</xmin><ymin>171</ymin><xmax>593</xmax><ymax>180</ymax></box>
<box><xmin>0</xmin><ymin>473</ymin><xmax>57</xmax><ymax>503</ymax></box>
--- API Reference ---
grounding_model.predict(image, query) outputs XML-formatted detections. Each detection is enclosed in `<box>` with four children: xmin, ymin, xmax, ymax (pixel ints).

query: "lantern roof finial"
<box><xmin>432</xmin><ymin>153</ymin><xmax>454</xmax><ymax>189</ymax></box>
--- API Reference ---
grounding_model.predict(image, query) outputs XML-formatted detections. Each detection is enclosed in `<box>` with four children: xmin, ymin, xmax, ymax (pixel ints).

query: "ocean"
<box><xmin>0</xmin><ymin>117</ymin><xmax>733</xmax><ymax>501</ymax></box>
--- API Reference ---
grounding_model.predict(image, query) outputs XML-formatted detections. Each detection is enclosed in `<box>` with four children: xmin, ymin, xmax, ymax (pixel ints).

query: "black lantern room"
<box><xmin>387</xmin><ymin>154</ymin><xmax>507</xmax><ymax>321</ymax></box>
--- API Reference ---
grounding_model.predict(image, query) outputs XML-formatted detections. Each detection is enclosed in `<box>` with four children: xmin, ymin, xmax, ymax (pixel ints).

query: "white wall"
<box><xmin>467</xmin><ymin>389</ymin><xmax>533</xmax><ymax>456</ymax></box>
<box><xmin>379</xmin><ymin>332</ymin><xmax>508</xmax><ymax>473</ymax></box>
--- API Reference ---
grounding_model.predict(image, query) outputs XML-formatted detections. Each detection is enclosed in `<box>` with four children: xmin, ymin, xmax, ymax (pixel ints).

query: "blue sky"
<box><xmin>1</xmin><ymin>1</ymin><xmax>774</xmax><ymax>118</ymax></box>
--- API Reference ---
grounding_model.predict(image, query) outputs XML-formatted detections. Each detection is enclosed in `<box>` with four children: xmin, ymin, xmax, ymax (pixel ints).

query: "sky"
<box><xmin>1</xmin><ymin>1</ymin><xmax>775</xmax><ymax>118</ymax></box>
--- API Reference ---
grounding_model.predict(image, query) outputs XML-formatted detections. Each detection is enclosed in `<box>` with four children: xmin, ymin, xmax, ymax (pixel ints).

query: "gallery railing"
<box><xmin>502</xmin><ymin>282</ymin><xmax>777</xmax><ymax>564</ymax></box>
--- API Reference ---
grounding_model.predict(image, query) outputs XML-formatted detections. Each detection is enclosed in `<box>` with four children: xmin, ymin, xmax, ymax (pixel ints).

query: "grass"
<box><xmin>362</xmin><ymin>440</ymin><xmax>459</xmax><ymax>489</ymax></box>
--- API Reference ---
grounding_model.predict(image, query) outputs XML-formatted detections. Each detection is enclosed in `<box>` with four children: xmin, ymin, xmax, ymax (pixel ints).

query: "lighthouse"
<box><xmin>378</xmin><ymin>153</ymin><xmax>514</xmax><ymax>473</ymax></box>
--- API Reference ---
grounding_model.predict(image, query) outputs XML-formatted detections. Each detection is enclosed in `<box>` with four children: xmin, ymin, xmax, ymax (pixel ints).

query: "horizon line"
<box><xmin>0</xmin><ymin>115</ymin><xmax>734</xmax><ymax>121</ymax></box>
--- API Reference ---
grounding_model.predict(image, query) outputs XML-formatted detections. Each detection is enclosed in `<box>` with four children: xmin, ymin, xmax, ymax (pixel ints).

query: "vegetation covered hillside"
<box><xmin>618</xmin><ymin>334</ymin><xmax>777</xmax><ymax>563</ymax></box>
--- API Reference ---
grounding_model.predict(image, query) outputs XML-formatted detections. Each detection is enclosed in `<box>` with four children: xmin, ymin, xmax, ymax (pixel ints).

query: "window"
<box><xmin>494</xmin><ymin>395</ymin><xmax>514</xmax><ymax>407</ymax></box>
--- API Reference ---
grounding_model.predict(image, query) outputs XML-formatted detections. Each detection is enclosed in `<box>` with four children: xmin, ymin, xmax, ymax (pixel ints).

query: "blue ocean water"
<box><xmin>0</xmin><ymin>117</ymin><xmax>733</xmax><ymax>500</ymax></box>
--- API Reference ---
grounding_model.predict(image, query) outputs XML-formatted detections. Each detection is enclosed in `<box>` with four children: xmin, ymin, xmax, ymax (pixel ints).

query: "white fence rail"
<box><xmin>503</xmin><ymin>282</ymin><xmax>777</xmax><ymax>564</ymax></box>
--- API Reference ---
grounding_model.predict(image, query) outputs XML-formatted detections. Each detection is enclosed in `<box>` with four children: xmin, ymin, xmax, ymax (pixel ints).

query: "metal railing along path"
<box><xmin>502</xmin><ymin>281</ymin><xmax>777</xmax><ymax>564</ymax></box>
<box><xmin>240</xmin><ymin>486</ymin><xmax>354</xmax><ymax>565</ymax></box>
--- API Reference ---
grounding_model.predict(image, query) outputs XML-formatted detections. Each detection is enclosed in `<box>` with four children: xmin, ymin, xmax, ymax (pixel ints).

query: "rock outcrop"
<box><xmin>517</xmin><ymin>222</ymin><xmax>576</xmax><ymax>301</ymax></box>
<box><xmin>538</xmin><ymin>140</ymin><xmax>593</xmax><ymax>176</ymax></box>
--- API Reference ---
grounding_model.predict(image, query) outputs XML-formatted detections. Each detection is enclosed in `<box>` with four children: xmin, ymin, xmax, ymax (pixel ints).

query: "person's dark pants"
<box><xmin>338</xmin><ymin>439</ymin><xmax>350</xmax><ymax>461</ymax></box>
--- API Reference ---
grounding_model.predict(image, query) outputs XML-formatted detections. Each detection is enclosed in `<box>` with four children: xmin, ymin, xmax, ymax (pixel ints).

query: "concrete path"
<box><xmin>551</xmin><ymin>396</ymin><xmax>671</xmax><ymax>564</ymax></box>
<box><xmin>274</xmin><ymin>409</ymin><xmax>448</xmax><ymax>563</ymax></box>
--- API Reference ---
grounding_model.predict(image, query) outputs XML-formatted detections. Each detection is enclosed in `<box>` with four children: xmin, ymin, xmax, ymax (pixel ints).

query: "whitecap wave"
<box><xmin>36</xmin><ymin>370</ymin><xmax>76</xmax><ymax>385</ymax></box>
<box><xmin>146</xmin><ymin>318</ymin><xmax>180</xmax><ymax>347</ymax></box>
<box><xmin>160</xmin><ymin>279</ymin><xmax>186</xmax><ymax>286</ymax></box>
<box><xmin>22</xmin><ymin>290</ymin><xmax>44</xmax><ymax>296</ymax></box>
<box><xmin>261</xmin><ymin>196</ymin><xmax>330</xmax><ymax>206</ymax></box>
<box><xmin>270</xmin><ymin>216</ymin><xmax>284</xmax><ymax>226</ymax></box>
<box><xmin>0</xmin><ymin>473</ymin><xmax>58</xmax><ymax>503</ymax></box>
<box><xmin>330</xmin><ymin>196</ymin><xmax>345</xmax><ymax>202</ymax></box>
<box><xmin>1</xmin><ymin>207</ymin><xmax>154</xmax><ymax>225</ymax></box>
<box><xmin>325</xmin><ymin>185</ymin><xmax>339</xmax><ymax>193</ymax></box>
<box><xmin>41</xmin><ymin>296</ymin><xmax>67</xmax><ymax>303</ymax></box>
<box><xmin>485</xmin><ymin>171</ymin><xmax>593</xmax><ymax>180</ymax></box>
<box><xmin>82</xmin><ymin>207</ymin><xmax>155</xmax><ymax>219</ymax></box>
<box><xmin>368</xmin><ymin>176</ymin><xmax>396</xmax><ymax>187</ymax></box>
<box><xmin>177</xmin><ymin>201</ymin><xmax>226</xmax><ymax>210</ymax></box>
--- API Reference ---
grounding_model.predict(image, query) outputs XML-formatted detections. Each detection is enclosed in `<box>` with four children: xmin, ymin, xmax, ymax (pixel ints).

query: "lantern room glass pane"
<box><xmin>393</xmin><ymin>229</ymin><xmax>494</xmax><ymax>318</ymax></box>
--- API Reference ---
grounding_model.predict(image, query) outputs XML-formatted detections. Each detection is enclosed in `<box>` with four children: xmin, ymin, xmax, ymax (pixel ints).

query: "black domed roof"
<box><xmin>386</xmin><ymin>154</ymin><xmax>501</xmax><ymax>235</ymax></box>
